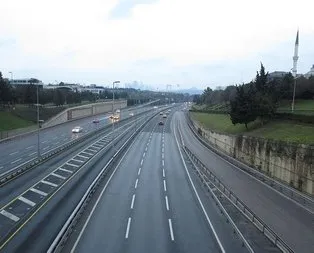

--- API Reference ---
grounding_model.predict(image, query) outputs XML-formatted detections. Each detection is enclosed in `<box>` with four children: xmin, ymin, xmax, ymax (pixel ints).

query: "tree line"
<box><xmin>0</xmin><ymin>73</ymin><xmax>129</xmax><ymax>107</ymax></box>
<box><xmin>194</xmin><ymin>64</ymin><xmax>314</xmax><ymax>128</ymax></box>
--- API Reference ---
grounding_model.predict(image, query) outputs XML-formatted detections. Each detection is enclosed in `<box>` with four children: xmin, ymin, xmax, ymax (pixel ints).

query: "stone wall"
<box><xmin>191</xmin><ymin>119</ymin><xmax>314</xmax><ymax>195</ymax></box>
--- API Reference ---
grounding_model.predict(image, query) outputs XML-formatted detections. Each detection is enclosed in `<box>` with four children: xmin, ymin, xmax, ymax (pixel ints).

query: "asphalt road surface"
<box><xmin>175</xmin><ymin>111</ymin><xmax>314</xmax><ymax>253</ymax></box>
<box><xmin>64</xmin><ymin>110</ymin><xmax>247</xmax><ymax>253</ymax></box>
<box><xmin>0</xmin><ymin>106</ymin><xmax>152</xmax><ymax>175</ymax></box>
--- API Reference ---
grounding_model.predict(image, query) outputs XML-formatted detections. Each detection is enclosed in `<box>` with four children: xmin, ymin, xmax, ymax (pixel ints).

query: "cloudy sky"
<box><xmin>0</xmin><ymin>0</ymin><xmax>313</xmax><ymax>90</ymax></box>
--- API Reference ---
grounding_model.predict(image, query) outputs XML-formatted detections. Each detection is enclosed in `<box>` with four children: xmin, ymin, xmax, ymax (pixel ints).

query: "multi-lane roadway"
<box><xmin>0</xmin><ymin>106</ymin><xmax>149</xmax><ymax>175</ymax></box>
<box><xmin>0</xmin><ymin>104</ymin><xmax>312</xmax><ymax>253</ymax></box>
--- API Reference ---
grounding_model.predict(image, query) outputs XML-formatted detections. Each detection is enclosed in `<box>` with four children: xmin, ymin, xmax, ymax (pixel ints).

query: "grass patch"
<box><xmin>191</xmin><ymin>112</ymin><xmax>314</xmax><ymax>144</ymax></box>
<box><xmin>0</xmin><ymin>111</ymin><xmax>35</xmax><ymax>131</ymax></box>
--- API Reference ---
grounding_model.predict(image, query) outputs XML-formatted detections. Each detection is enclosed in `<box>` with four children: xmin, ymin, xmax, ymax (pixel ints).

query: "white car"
<box><xmin>129</xmin><ymin>112</ymin><xmax>134</xmax><ymax>116</ymax></box>
<box><xmin>72</xmin><ymin>126</ymin><xmax>83</xmax><ymax>133</ymax></box>
<box><xmin>154</xmin><ymin>106</ymin><xmax>158</xmax><ymax>109</ymax></box>
<box><xmin>116</xmin><ymin>109</ymin><xmax>120</xmax><ymax>113</ymax></box>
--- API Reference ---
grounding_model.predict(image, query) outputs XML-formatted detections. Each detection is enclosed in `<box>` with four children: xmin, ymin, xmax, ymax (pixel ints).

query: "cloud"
<box><xmin>0</xmin><ymin>0</ymin><xmax>313</xmax><ymax>88</ymax></box>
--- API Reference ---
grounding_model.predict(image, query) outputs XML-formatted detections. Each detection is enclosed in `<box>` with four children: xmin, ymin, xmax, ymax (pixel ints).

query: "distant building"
<box><xmin>83</xmin><ymin>85</ymin><xmax>105</xmax><ymax>94</ymax></box>
<box><xmin>304</xmin><ymin>65</ymin><xmax>314</xmax><ymax>79</ymax></box>
<box><xmin>9</xmin><ymin>78</ymin><xmax>44</xmax><ymax>86</ymax></box>
<box><xmin>268</xmin><ymin>71</ymin><xmax>289</xmax><ymax>81</ymax></box>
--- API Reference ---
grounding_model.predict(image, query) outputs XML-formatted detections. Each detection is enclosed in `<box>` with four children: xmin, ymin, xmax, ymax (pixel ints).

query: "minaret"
<box><xmin>292</xmin><ymin>30</ymin><xmax>299</xmax><ymax>77</ymax></box>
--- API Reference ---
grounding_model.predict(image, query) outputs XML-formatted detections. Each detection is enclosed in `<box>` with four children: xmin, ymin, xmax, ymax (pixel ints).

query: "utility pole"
<box><xmin>291</xmin><ymin>30</ymin><xmax>299</xmax><ymax>113</ymax></box>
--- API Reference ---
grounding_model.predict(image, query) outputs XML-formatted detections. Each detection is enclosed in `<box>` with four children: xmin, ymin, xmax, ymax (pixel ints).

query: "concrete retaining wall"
<box><xmin>191</xmin><ymin>119</ymin><xmax>314</xmax><ymax>195</ymax></box>
<box><xmin>43</xmin><ymin>100</ymin><xmax>127</xmax><ymax>128</ymax></box>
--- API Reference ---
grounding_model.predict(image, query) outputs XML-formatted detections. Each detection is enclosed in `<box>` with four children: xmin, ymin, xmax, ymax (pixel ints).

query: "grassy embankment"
<box><xmin>191</xmin><ymin>99</ymin><xmax>314</xmax><ymax>144</ymax></box>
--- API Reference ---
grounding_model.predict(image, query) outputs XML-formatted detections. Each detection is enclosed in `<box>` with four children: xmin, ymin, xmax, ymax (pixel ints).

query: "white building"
<box><xmin>304</xmin><ymin>65</ymin><xmax>314</xmax><ymax>79</ymax></box>
<box><xmin>10</xmin><ymin>78</ymin><xmax>44</xmax><ymax>86</ymax></box>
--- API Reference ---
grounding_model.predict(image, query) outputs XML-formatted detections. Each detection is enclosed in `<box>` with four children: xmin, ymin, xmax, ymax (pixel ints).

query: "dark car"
<box><xmin>93</xmin><ymin>118</ymin><xmax>100</xmax><ymax>123</ymax></box>
<box><xmin>159</xmin><ymin>121</ymin><xmax>164</xmax><ymax>125</ymax></box>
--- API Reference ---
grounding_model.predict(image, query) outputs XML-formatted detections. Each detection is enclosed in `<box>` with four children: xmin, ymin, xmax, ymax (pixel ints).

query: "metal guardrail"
<box><xmin>182</xmin><ymin>145</ymin><xmax>254</xmax><ymax>253</ymax></box>
<box><xmin>186</xmin><ymin>113</ymin><xmax>314</xmax><ymax>213</ymax></box>
<box><xmin>47</xmin><ymin>108</ymin><xmax>156</xmax><ymax>253</ymax></box>
<box><xmin>0</xmin><ymin>110</ymin><xmax>152</xmax><ymax>186</ymax></box>
<box><xmin>184</xmin><ymin>146</ymin><xmax>294</xmax><ymax>253</ymax></box>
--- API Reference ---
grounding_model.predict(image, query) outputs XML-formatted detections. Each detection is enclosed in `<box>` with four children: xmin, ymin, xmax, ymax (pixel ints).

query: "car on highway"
<box><xmin>129</xmin><ymin>112</ymin><xmax>134</xmax><ymax>116</ymax></box>
<box><xmin>159</xmin><ymin>112</ymin><xmax>163</xmax><ymax>115</ymax></box>
<box><xmin>158</xmin><ymin>121</ymin><xmax>164</xmax><ymax>125</ymax></box>
<box><xmin>72</xmin><ymin>126</ymin><xmax>83</xmax><ymax>133</ymax></box>
<box><xmin>154</xmin><ymin>106</ymin><xmax>158</xmax><ymax>109</ymax></box>
<box><xmin>92</xmin><ymin>118</ymin><xmax>100</xmax><ymax>123</ymax></box>
<box><xmin>116</xmin><ymin>109</ymin><xmax>120</xmax><ymax>113</ymax></box>
<box><xmin>163</xmin><ymin>114</ymin><xmax>167</xmax><ymax>118</ymax></box>
<box><xmin>168</xmin><ymin>109</ymin><xmax>171</xmax><ymax>112</ymax></box>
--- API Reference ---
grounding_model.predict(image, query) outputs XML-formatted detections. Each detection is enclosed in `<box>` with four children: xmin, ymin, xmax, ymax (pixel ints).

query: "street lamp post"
<box><xmin>9</xmin><ymin>72</ymin><xmax>13</xmax><ymax>81</ymax></box>
<box><xmin>36</xmin><ymin>83</ymin><xmax>40</xmax><ymax>158</ymax></box>
<box><xmin>112</xmin><ymin>81</ymin><xmax>120</xmax><ymax>151</ymax></box>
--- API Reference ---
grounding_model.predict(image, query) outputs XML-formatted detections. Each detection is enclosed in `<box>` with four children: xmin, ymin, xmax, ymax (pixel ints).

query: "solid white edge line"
<box><xmin>135</xmin><ymin>179</ymin><xmax>138</xmax><ymax>189</ymax></box>
<box><xmin>183</xmin><ymin>115</ymin><xmax>314</xmax><ymax>215</ymax></box>
<box><xmin>131</xmin><ymin>194</ymin><xmax>136</xmax><ymax>209</ymax></box>
<box><xmin>18</xmin><ymin>196</ymin><xmax>36</xmax><ymax>207</ymax></box>
<box><xmin>138</xmin><ymin>167</ymin><xmax>141</xmax><ymax>175</ymax></box>
<box><xmin>174</xmin><ymin>125</ymin><xmax>226</xmax><ymax>253</ymax></box>
<box><xmin>125</xmin><ymin>217</ymin><xmax>132</xmax><ymax>239</ymax></box>
<box><xmin>168</xmin><ymin>219</ymin><xmax>175</xmax><ymax>241</ymax></box>
<box><xmin>165</xmin><ymin>196</ymin><xmax>169</xmax><ymax>211</ymax></box>
<box><xmin>163</xmin><ymin>180</ymin><xmax>167</xmax><ymax>192</ymax></box>
<box><xmin>70</xmin><ymin>129</ymin><xmax>139</xmax><ymax>253</ymax></box>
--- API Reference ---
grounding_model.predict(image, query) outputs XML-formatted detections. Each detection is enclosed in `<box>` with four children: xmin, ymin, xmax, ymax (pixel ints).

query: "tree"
<box><xmin>0</xmin><ymin>72</ymin><xmax>12</xmax><ymax>106</ymax></box>
<box><xmin>53</xmin><ymin>89</ymin><xmax>64</xmax><ymax>105</ymax></box>
<box><xmin>230</xmin><ymin>85</ymin><xmax>257</xmax><ymax>129</ymax></box>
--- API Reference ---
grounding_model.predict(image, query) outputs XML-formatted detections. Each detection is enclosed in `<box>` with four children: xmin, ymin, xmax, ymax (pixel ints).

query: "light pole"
<box><xmin>112</xmin><ymin>80</ymin><xmax>120</xmax><ymax>151</ymax></box>
<box><xmin>36</xmin><ymin>83</ymin><xmax>40</xmax><ymax>158</ymax></box>
<box><xmin>9</xmin><ymin>72</ymin><xmax>13</xmax><ymax>81</ymax></box>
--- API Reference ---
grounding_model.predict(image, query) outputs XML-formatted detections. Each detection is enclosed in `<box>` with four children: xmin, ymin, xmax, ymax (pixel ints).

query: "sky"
<box><xmin>0</xmin><ymin>0</ymin><xmax>313</xmax><ymax>90</ymax></box>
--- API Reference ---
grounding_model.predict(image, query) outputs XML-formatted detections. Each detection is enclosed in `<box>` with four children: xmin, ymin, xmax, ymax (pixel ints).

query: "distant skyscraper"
<box><xmin>292</xmin><ymin>30</ymin><xmax>299</xmax><ymax>77</ymax></box>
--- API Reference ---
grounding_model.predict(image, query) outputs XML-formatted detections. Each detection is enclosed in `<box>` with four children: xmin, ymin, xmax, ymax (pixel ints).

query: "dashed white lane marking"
<box><xmin>43</xmin><ymin>146</ymin><xmax>50</xmax><ymax>150</ymax></box>
<box><xmin>161</xmin><ymin>153</ymin><xmax>164</xmax><ymax>159</ymax></box>
<box><xmin>26</xmin><ymin>146</ymin><xmax>34</xmax><ymax>150</ymax></box>
<box><xmin>162</xmin><ymin>147</ymin><xmax>164</xmax><ymax>153</ymax></box>
<box><xmin>66</xmin><ymin>162</ymin><xmax>79</xmax><ymax>168</ymax></box>
<box><xmin>58</xmin><ymin>168</ymin><xmax>73</xmax><ymax>173</ymax></box>
<box><xmin>163</xmin><ymin>169</ymin><xmax>165</xmax><ymax>178</ymax></box>
<box><xmin>163</xmin><ymin>180</ymin><xmax>167</xmax><ymax>192</ymax></box>
<box><xmin>30</xmin><ymin>188</ymin><xmax>48</xmax><ymax>196</ymax></box>
<box><xmin>55</xmin><ymin>141</ymin><xmax>60</xmax><ymax>145</ymax></box>
<box><xmin>143</xmin><ymin>152</ymin><xmax>146</xmax><ymax>158</ymax></box>
<box><xmin>41</xmin><ymin>180</ymin><xmax>58</xmax><ymax>187</ymax></box>
<box><xmin>131</xmin><ymin>194</ymin><xmax>136</xmax><ymax>209</ymax></box>
<box><xmin>77</xmin><ymin>154</ymin><xmax>89</xmax><ymax>159</ymax></box>
<box><xmin>0</xmin><ymin>210</ymin><xmax>20</xmax><ymax>222</ymax></box>
<box><xmin>162</xmin><ymin>160</ymin><xmax>165</xmax><ymax>167</ymax></box>
<box><xmin>0</xmin><ymin>166</ymin><xmax>3</xmax><ymax>169</ymax></box>
<box><xmin>53</xmin><ymin>137</ymin><xmax>58</xmax><ymax>140</ymax></box>
<box><xmin>125</xmin><ymin>217</ymin><xmax>132</xmax><ymax>239</ymax></box>
<box><xmin>9</xmin><ymin>151</ymin><xmax>19</xmax><ymax>156</ymax></box>
<box><xmin>135</xmin><ymin>179</ymin><xmax>138</xmax><ymax>189</ymax></box>
<box><xmin>11</xmin><ymin>158</ymin><xmax>22</xmax><ymax>164</ymax></box>
<box><xmin>145</xmin><ymin>147</ymin><xmax>148</xmax><ymax>152</ymax></box>
<box><xmin>18</xmin><ymin>196</ymin><xmax>36</xmax><ymax>207</ymax></box>
<box><xmin>140</xmin><ymin>159</ymin><xmax>143</xmax><ymax>166</ymax></box>
<box><xmin>28</xmin><ymin>152</ymin><xmax>37</xmax><ymax>156</ymax></box>
<box><xmin>168</xmin><ymin>219</ymin><xmax>175</xmax><ymax>241</ymax></box>
<box><xmin>138</xmin><ymin>167</ymin><xmax>141</xmax><ymax>176</ymax></box>
<box><xmin>51</xmin><ymin>172</ymin><xmax>66</xmax><ymax>180</ymax></box>
<box><xmin>165</xmin><ymin>196</ymin><xmax>169</xmax><ymax>211</ymax></box>
<box><xmin>71</xmin><ymin>158</ymin><xmax>84</xmax><ymax>163</ymax></box>
<box><xmin>41</xmin><ymin>140</ymin><xmax>48</xmax><ymax>144</ymax></box>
